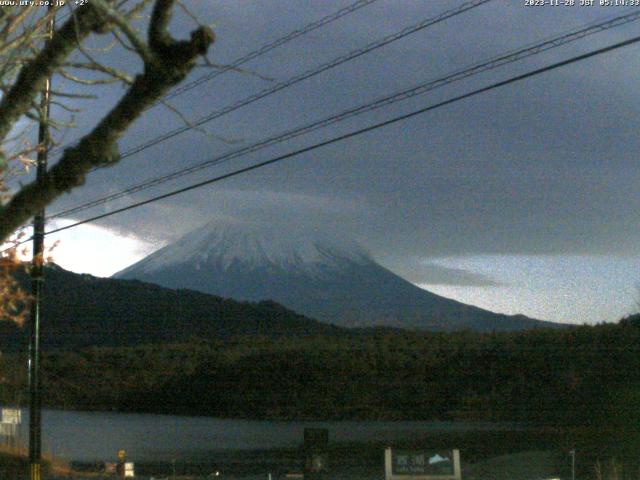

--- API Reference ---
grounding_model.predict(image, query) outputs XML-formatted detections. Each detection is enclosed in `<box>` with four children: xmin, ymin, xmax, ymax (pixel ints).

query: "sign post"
<box><xmin>385</xmin><ymin>448</ymin><xmax>461</xmax><ymax>480</ymax></box>
<box><xmin>1</xmin><ymin>409</ymin><xmax>22</xmax><ymax>447</ymax></box>
<box><xmin>304</xmin><ymin>428</ymin><xmax>329</xmax><ymax>480</ymax></box>
<box><xmin>116</xmin><ymin>449</ymin><xmax>126</xmax><ymax>478</ymax></box>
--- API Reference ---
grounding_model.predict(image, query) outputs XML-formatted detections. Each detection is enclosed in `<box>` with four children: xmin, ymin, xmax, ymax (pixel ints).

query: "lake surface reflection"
<box><xmin>7</xmin><ymin>408</ymin><xmax>521</xmax><ymax>461</ymax></box>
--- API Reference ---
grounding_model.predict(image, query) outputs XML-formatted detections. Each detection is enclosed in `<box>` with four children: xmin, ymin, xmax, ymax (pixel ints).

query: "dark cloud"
<box><xmin>44</xmin><ymin>0</ymin><xmax>640</xmax><ymax>292</ymax></box>
<box><xmin>390</xmin><ymin>261</ymin><xmax>502</xmax><ymax>287</ymax></box>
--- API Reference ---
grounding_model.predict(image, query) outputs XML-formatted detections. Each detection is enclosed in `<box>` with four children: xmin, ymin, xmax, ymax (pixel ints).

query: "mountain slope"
<box><xmin>0</xmin><ymin>264</ymin><xmax>344</xmax><ymax>352</ymax></box>
<box><xmin>115</xmin><ymin>219</ymin><xmax>559</xmax><ymax>332</ymax></box>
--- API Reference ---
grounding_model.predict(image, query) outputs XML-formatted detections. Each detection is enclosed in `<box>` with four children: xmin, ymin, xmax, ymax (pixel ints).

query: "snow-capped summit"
<box><xmin>116</xmin><ymin>217</ymin><xmax>372</xmax><ymax>278</ymax></box>
<box><xmin>115</xmin><ymin>218</ymin><xmax>555</xmax><ymax>332</ymax></box>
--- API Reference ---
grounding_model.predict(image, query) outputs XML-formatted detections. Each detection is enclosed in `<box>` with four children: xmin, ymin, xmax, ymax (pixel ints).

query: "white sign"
<box><xmin>124</xmin><ymin>462</ymin><xmax>135</xmax><ymax>477</ymax></box>
<box><xmin>1</xmin><ymin>409</ymin><xmax>21</xmax><ymax>424</ymax></box>
<box><xmin>385</xmin><ymin>448</ymin><xmax>461</xmax><ymax>480</ymax></box>
<box><xmin>0</xmin><ymin>423</ymin><xmax>16</xmax><ymax>436</ymax></box>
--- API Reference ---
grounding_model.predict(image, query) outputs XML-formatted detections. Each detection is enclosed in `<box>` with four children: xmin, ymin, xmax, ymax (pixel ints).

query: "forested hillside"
<box><xmin>2</xmin><ymin>317</ymin><xmax>638</xmax><ymax>425</ymax></box>
<box><xmin>0</xmin><ymin>265</ymin><xmax>344</xmax><ymax>351</ymax></box>
<box><xmin>2</xmin><ymin>316</ymin><xmax>639</xmax><ymax>476</ymax></box>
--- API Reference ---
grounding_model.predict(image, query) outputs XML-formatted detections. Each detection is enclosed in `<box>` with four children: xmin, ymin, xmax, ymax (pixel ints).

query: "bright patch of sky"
<box><xmin>420</xmin><ymin>254</ymin><xmax>640</xmax><ymax>325</ymax></box>
<box><xmin>9</xmin><ymin>1</ymin><xmax>639</xmax><ymax>327</ymax></box>
<box><xmin>49</xmin><ymin>220</ymin><xmax>158</xmax><ymax>277</ymax></box>
<box><xmin>11</xmin><ymin>219</ymin><xmax>158</xmax><ymax>278</ymax></box>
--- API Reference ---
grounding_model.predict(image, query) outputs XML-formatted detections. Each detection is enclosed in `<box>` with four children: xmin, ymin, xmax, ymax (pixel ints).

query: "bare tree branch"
<box><xmin>160</xmin><ymin>99</ymin><xmax>240</xmax><ymax>144</ymax></box>
<box><xmin>49</xmin><ymin>90</ymin><xmax>98</xmax><ymax>99</ymax></box>
<box><xmin>0</xmin><ymin>2</ymin><xmax>215</xmax><ymax>241</ymax></box>
<box><xmin>63</xmin><ymin>61</ymin><xmax>135</xmax><ymax>84</ymax></box>
<box><xmin>90</xmin><ymin>0</ymin><xmax>155</xmax><ymax>65</ymax></box>
<box><xmin>0</xmin><ymin>5</ymin><xmax>113</xmax><ymax>155</ymax></box>
<box><xmin>112</xmin><ymin>28</ymin><xmax>139</xmax><ymax>54</ymax></box>
<box><xmin>59</xmin><ymin>69</ymin><xmax>123</xmax><ymax>86</ymax></box>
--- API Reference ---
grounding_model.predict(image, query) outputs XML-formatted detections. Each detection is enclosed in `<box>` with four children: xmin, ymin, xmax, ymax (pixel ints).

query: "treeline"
<box><xmin>1</xmin><ymin>317</ymin><xmax>638</xmax><ymax>424</ymax></box>
<box><xmin>0</xmin><ymin>265</ymin><xmax>345</xmax><ymax>352</ymax></box>
<box><xmin>135</xmin><ymin>318</ymin><xmax>640</xmax><ymax>426</ymax></box>
<box><xmin>2</xmin><ymin>317</ymin><xmax>640</xmax><ymax>475</ymax></box>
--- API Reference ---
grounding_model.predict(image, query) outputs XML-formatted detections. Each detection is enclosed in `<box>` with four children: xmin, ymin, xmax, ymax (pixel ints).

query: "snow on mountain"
<box><xmin>115</xmin><ymin>218</ymin><xmax>559</xmax><ymax>332</ymax></box>
<box><xmin>117</xmin><ymin>218</ymin><xmax>372</xmax><ymax>278</ymax></box>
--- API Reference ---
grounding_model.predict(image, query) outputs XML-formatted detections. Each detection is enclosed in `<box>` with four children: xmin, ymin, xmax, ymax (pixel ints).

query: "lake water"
<box><xmin>4</xmin><ymin>408</ymin><xmax>521</xmax><ymax>462</ymax></box>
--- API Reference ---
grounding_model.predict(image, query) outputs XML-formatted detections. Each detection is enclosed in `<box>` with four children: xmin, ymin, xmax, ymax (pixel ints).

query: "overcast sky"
<box><xmin>18</xmin><ymin>0</ymin><xmax>640</xmax><ymax>324</ymax></box>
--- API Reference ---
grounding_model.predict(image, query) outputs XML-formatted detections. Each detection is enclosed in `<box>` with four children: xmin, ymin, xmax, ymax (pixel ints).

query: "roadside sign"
<box><xmin>1</xmin><ymin>409</ymin><xmax>21</xmax><ymax>424</ymax></box>
<box><xmin>304</xmin><ymin>427</ymin><xmax>329</xmax><ymax>479</ymax></box>
<box><xmin>385</xmin><ymin>448</ymin><xmax>461</xmax><ymax>480</ymax></box>
<box><xmin>0</xmin><ymin>423</ymin><xmax>16</xmax><ymax>436</ymax></box>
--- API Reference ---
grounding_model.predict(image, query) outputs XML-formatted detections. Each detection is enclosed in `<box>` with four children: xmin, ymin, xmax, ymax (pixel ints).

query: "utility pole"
<box><xmin>570</xmin><ymin>449</ymin><xmax>576</xmax><ymax>480</ymax></box>
<box><xmin>28</xmin><ymin>6</ymin><xmax>54</xmax><ymax>480</ymax></box>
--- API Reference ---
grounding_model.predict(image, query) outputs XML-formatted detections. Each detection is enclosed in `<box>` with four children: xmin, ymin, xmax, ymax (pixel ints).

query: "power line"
<box><xmin>164</xmin><ymin>0</ymin><xmax>380</xmax><ymax>102</ymax></box>
<box><xmin>48</xmin><ymin>0</ymin><xmax>493</xmax><ymax>218</ymax></box>
<box><xmin>42</xmin><ymin>33</ymin><xmax>640</xmax><ymax>238</ymax></box>
<box><xmin>45</xmin><ymin>0</ymin><xmax>379</xmax><ymax>159</ymax></box>
<box><xmin>2</xmin><ymin>1</ymin><xmax>378</xmax><ymax>243</ymax></box>
<box><xmin>104</xmin><ymin>0</ymin><xmax>494</xmax><ymax>161</ymax></box>
<box><xmin>49</xmin><ymin>9</ymin><xmax>640</xmax><ymax>220</ymax></box>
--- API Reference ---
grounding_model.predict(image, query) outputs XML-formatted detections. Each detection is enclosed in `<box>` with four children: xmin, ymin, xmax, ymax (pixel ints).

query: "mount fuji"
<box><xmin>114</xmin><ymin>219</ymin><xmax>557</xmax><ymax>332</ymax></box>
